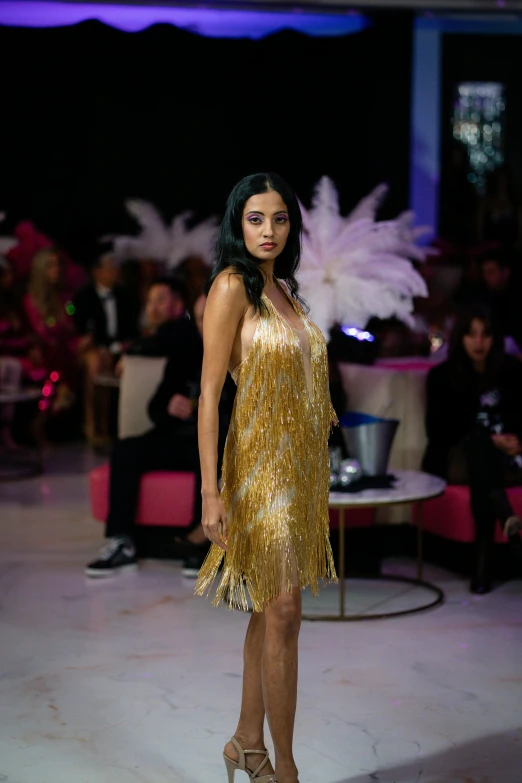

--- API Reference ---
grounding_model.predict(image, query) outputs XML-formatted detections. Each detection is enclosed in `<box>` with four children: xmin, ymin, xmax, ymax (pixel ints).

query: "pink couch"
<box><xmin>89</xmin><ymin>463</ymin><xmax>522</xmax><ymax>544</ymax></box>
<box><xmin>89</xmin><ymin>464</ymin><xmax>195</xmax><ymax>528</ymax></box>
<box><xmin>417</xmin><ymin>485</ymin><xmax>522</xmax><ymax>543</ymax></box>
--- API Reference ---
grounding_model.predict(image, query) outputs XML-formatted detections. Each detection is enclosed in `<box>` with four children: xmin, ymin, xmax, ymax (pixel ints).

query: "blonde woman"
<box><xmin>24</xmin><ymin>247</ymin><xmax>78</xmax><ymax>409</ymax></box>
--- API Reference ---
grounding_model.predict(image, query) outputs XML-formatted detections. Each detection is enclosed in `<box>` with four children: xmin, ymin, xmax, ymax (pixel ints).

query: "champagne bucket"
<box><xmin>340</xmin><ymin>412</ymin><xmax>399</xmax><ymax>476</ymax></box>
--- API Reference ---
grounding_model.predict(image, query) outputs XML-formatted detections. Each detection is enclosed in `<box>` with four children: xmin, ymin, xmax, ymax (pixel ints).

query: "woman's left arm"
<box><xmin>23</xmin><ymin>294</ymin><xmax>52</xmax><ymax>344</ymax></box>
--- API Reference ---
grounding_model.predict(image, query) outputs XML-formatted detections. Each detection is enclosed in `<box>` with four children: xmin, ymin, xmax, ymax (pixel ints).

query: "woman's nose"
<box><xmin>262</xmin><ymin>220</ymin><xmax>274</xmax><ymax>237</ymax></box>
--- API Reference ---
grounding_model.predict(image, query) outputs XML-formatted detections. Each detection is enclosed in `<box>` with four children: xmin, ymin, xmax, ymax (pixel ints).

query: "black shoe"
<box><xmin>181</xmin><ymin>544</ymin><xmax>209</xmax><ymax>578</ymax></box>
<box><xmin>174</xmin><ymin>534</ymin><xmax>207</xmax><ymax>558</ymax></box>
<box><xmin>85</xmin><ymin>537</ymin><xmax>138</xmax><ymax>578</ymax></box>
<box><xmin>470</xmin><ymin>574</ymin><xmax>492</xmax><ymax>595</ymax></box>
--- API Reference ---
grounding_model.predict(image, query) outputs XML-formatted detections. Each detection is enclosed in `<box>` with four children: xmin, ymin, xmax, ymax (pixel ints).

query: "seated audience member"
<box><xmin>0</xmin><ymin>257</ymin><xmax>42</xmax><ymax>380</ymax></box>
<box><xmin>455</xmin><ymin>249</ymin><xmax>522</xmax><ymax>353</ymax></box>
<box><xmin>423</xmin><ymin>305</ymin><xmax>522</xmax><ymax>594</ymax></box>
<box><xmin>124</xmin><ymin>277</ymin><xmax>188</xmax><ymax>358</ymax></box>
<box><xmin>73</xmin><ymin>245</ymin><xmax>139</xmax><ymax>441</ymax></box>
<box><xmin>23</xmin><ymin>247</ymin><xmax>79</xmax><ymax>411</ymax></box>
<box><xmin>6</xmin><ymin>221</ymin><xmax>53</xmax><ymax>282</ymax></box>
<box><xmin>85</xmin><ymin>293</ymin><xmax>219</xmax><ymax>578</ymax></box>
<box><xmin>6</xmin><ymin>220</ymin><xmax>86</xmax><ymax>290</ymax></box>
<box><xmin>478</xmin><ymin>251</ymin><xmax>522</xmax><ymax>351</ymax></box>
<box><xmin>173</xmin><ymin>293</ymin><xmax>236</xmax><ymax>564</ymax></box>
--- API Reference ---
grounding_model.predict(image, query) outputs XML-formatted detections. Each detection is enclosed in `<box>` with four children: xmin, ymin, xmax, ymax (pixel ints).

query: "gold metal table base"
<box><xmin>303</xmin><ymin>501</ymin><xmax>445</xmax><ymax>621</ymax></box>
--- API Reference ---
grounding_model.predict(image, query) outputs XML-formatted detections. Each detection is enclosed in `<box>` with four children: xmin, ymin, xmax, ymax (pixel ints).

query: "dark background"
<box><xmin>0</xmin><ymin>13</ymin><xmax>413</xmax><ymax>263</ymax></box>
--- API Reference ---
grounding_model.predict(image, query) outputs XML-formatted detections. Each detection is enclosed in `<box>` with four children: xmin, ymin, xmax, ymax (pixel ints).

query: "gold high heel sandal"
<box><xmin>223</xmin><ymin>737</ymin><xmax>278</xmax><ymax>782</ymax></box>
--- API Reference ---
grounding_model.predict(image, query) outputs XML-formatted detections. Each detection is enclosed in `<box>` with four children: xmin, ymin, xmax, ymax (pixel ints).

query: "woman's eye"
<box><xmin>248</xmin><ymin>217</ymin><xmax>262</xmax><ymax>224</ymax></box>
<box><xmin>275</xmin><ymin>216</ymin><xmax>288</xmax><ymax>223</ymax></box>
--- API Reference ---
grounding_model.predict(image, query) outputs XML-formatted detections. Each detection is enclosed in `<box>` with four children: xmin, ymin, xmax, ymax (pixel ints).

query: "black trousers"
<box><xmin>105</xmin><ymin>425</ymin><xmax>201</xmax><ymax>541</ymax></box>
<box><xmin>446</xmin><ymin>428</ymin><xmax>522</xmax><ymax>537</ymax></box>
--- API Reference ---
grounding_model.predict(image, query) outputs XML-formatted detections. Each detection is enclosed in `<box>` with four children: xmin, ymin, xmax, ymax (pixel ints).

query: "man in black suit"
<box><xmin>74</xmin><ymin>248</ymin><xmax>139</xmax><ymax>350</ymax></box>
<box><xmin>74</xmin><ymin>247</ymin><xmax>140</xmax><ymax>442</ymax></box>
<box><xmin>85</xmin><ymin>306</ymin><xmax>203</xmax><ymax>578</ymax></box>
<box><xmin>123</xmin><ymin>277</ymin><xmax>188</xmax><ymax>359</ymax></box>
<box><xmin>84</xmin><ymin>294</ymin><xmax>234</xmax><ymax>578</ymax></box>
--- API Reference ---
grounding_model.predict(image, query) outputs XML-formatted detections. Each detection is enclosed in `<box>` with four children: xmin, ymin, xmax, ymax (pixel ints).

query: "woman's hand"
<box><xmin>77</xmin><ymin>334</ymin><xmax>94</xmax><ymax>354</ymax></box>
<box><xmin>491</xmin><ymin>433</ymin><xmax>522</xmax><ymax>457</ymax></box>
<box><xmin>202</xmin><ymin>493</ymin><xmax>228</xmax><ymax>551</ymax></box>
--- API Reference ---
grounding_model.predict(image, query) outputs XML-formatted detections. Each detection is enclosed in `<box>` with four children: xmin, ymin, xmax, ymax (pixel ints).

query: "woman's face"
<box><xmin>242</xmin><ymin>190</ymin><xmax>290</xmax><ymax>263</ymax></box>
<box><xmin>45</xmin><ymin>254</ymin><xmax>61</xmax><ymax>285</ymax></box>
<box><xmin>462</xmin><ymin>318</ymin><xmax>493</xmax><ymax>364</ymax></box>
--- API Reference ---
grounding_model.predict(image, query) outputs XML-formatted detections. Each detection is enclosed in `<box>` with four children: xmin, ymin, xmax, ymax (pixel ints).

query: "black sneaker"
<box><xmin>181</xmin><ymin>544</ymin><xmax>209</xmax><ymax>578</ymax></box>
<box><xmin>85</xmin><ymin>537</ymin><xmax>138</xmax><ymax>578</ymax></box>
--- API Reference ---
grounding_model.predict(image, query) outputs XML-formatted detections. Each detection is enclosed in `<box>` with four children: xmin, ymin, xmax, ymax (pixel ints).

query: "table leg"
<box><xmin>417</xmin><ymin>501</ymin><xmax>423</xmax><ymax>581</ymax></box>
<box><xmin>339</xmin><ymin>506</ymin><xmax>345</xmax><ymax>618</ymax></box>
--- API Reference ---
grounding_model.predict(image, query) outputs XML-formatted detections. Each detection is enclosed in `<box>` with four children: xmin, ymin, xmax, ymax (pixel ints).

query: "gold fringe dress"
<box><xmin>195</xmin><ymin>283</ymin><xmax>338</xmax><ymax>612</ymax></box>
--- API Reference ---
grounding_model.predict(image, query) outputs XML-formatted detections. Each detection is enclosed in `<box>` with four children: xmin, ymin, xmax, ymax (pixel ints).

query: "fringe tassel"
<box><xmin>194</xmin><ymin>291</ymin><xmax>338</xmax><ymax>612</ymax></box>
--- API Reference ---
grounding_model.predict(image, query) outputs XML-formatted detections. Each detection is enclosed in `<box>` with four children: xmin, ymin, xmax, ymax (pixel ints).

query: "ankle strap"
<box><xmin>230</xmin><ymin>737</ymin><xmax>269</xmax><ymax>777</ymax></box>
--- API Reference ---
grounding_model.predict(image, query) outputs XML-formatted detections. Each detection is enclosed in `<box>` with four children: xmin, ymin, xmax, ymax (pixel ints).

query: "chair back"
<box><xmin>118</xmin><ymin>355</ymin><xmax>167</xmax><ymax>438</ymax></box>
<box><xmin>0</xmin><ymin>356</ymin><xmax>22</xmax><ymax>393</ymax></box>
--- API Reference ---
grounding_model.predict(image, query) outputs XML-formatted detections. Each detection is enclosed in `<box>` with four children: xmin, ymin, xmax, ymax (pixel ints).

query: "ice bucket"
<box><xmin>340</xmin><ymin>412</ymin><xmax>399</xmax><ymax>476</ymax></box>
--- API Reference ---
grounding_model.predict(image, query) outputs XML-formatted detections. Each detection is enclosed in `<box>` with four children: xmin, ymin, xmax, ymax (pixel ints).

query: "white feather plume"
<box><xmin>299</xmin><ymin>177</ymin><xmax>431</xmax><ymax>338</ymax></box>
<box><xmin>0</xmin><ymin>212</ymin><xmax>16</xmax><ymax>256</ymax></box>
<box><xmin>345</xmin><ymin>183</ymin><xmax>389</xmax><ymax>225</ymax></box>
<box><xmin>110</xmin><ymin>200</ymin><xmax>217</xmax><ymax>268</ymax></box>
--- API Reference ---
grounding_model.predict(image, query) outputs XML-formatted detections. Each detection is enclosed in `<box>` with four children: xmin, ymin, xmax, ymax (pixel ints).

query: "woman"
<box><xmin>194</xmin><ymin>173</ymin><xmax>337</xmax><ymax>783</ymax></box>
<box><xmin>0</xmin><ymin>257</ymin><xmax>46</xmax><ymax>385</ymax></box>
<box><xmin>423</xmin><ymin>304</ymin><xmax>522</xmax><ymax>594</ymax></box>
<box><xmin>24</xmin><ymin>247</ymin><xmax>79</xmax><ymax>410</ymax></box>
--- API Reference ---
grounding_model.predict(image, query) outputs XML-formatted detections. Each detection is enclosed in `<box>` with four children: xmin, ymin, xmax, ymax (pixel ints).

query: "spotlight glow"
<box><xmin>341</xmin><ymin>325</ymin><xmax>375</xmax><ymax>342</ymax></box>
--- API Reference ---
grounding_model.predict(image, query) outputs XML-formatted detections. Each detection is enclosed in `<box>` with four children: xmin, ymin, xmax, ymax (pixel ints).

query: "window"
<box><xmin>452</xmin><ymin>82</ymin><xmax>505</xmax><ymax>192</ymax></box>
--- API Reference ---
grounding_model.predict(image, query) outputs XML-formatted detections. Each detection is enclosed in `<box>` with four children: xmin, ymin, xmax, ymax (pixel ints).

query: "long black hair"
<box><xmin>206</xmin><ymin>172</ymin><xmax>304</xmax><ymax>313</ymax></box>
<box><xmin>448</xmin><ymin>304</ymin><xmax>504</xmax><ymax>387</ymax></box>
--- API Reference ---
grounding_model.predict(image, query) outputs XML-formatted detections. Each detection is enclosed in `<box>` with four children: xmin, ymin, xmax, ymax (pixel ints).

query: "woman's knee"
<box><xmin>82</xmin><ymin>349</ymin><xmax>102</xmax><ymax>378</ymax></box>
<box><xmin>264</xmin><ymin>590</ymin><xmax>301</xmax><ymax>636</ymax></box>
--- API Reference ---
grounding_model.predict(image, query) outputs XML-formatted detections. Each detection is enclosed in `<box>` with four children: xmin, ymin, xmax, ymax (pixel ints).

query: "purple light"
<box><xmin>0</xmin><ymin>2</ymin><xmax>369</xmax><ymax>39</ymax></box>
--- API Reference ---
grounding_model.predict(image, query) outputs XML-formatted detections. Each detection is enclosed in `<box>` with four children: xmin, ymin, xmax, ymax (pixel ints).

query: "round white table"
<box><xmin>305</xmin><ymin>470</ymin><xmax>446</xmax><ymax>621</ymax></box>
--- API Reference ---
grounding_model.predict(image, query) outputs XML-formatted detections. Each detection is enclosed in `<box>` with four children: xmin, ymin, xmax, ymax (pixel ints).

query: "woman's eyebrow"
<box><xmin>245</xmin><ymin>210</ymin><xmax>288</xmax><ymax>216</ymax></box>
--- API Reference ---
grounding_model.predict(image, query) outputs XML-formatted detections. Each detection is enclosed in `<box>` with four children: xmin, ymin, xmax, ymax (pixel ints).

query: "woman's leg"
<box><xmin>262</xmin><ymin>587</ymin><xmax>302</xmax><ymax>782</ymax></box>
<box><xmin>225</xmin><ymin>612</ymin><xmax>275</xmax><ymax>776</ymax></box>
<box><xmin>225</xmin><ymin>586</ymin><xmax>302</xmax><ymax>782</ymax></box>
<box><xmin>461</xmin><ymin>429</ymin><xmax>508</xmax><ymax>593</ymax></box>
<box><xmin>80</xmin><ymin>348</ymin><xmax>101</xmax><ymax>442</ymax></box>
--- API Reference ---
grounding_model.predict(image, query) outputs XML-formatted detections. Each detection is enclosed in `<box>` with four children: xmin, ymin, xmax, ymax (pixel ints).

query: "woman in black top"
<box><xmin>423</xmin><ymin>305</ymin><xmax>522</xmax><ymax>594</ymax></box>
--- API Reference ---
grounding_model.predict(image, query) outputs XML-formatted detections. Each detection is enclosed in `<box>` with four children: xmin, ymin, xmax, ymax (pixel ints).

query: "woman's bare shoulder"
<box><xmin>208</xmin><ymin>268</ymin><xmax>249</xmax><ymax>309</ymax></box>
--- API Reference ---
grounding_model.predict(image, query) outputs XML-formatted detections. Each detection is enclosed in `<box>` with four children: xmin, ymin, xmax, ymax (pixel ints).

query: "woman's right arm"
<box><xmin>198</xmin><ymin>272</ymin><xmax>248</xmax><ymax>550</ymax></box>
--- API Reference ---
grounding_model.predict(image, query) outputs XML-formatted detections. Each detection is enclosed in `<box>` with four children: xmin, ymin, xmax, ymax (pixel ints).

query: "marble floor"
<box><xmin>1</xmin><ymin>444</ymin><xmax>521</xmax><ymax>783</ymax></box>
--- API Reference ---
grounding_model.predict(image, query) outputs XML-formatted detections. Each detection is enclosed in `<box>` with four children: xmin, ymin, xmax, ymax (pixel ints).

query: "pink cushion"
<box><xmin>89</xmin><ymin>464</ymin><xmax>195</xmax><ymax>527</ymax></box>
<box><xmin>417</xmin><ymin>485</ymin><xmax>522</xmax><ymax>543</ymax></box>
<box><xmin>329</xmin><ymin>507</ymin><xmax>374</xmax><ymax>530</ymax></box>
<box><xmin>376</xmin><ymin>360</ymin><xmax>432</xmax><ymax>372</ymax></box>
